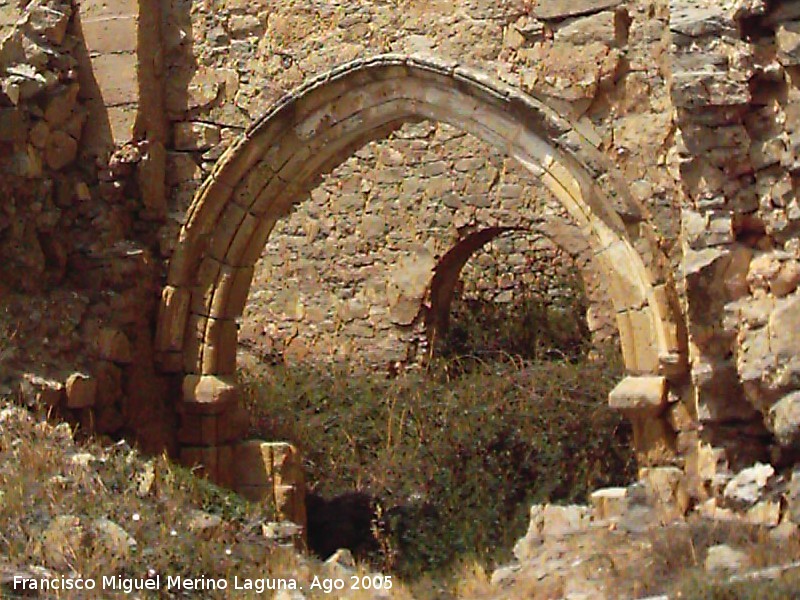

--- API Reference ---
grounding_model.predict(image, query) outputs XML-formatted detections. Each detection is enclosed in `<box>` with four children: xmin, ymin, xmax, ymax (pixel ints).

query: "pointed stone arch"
<box><xmin>155</xmin><ymin>54</ymin><xmax>686</xmax><ymax>483</ymax></box>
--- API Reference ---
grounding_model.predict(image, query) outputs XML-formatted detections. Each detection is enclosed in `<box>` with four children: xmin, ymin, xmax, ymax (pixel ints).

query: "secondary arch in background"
<box><xmin>154</xmin><ymin>54</ymin><xmax>686</xmax><ymax>476</ymax></box>
<box><xmin>424</xmin><ymin>225</ymin><xmax>610</xmax><ymax>358</ymax></box>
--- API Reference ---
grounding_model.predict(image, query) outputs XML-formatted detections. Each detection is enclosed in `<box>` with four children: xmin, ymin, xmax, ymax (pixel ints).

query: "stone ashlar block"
<box><xmin>181</xmin><ymin>374</ymin><xmax>240</xmax><ymax>414</ymax></box>
<box><xmin>86</xmin><ymin>53</ymin><xmax>139</xmax><ymax>107</ymax></box>
<box><xmin>81</xmin><ymin>15</ymin><xmax>138</xmax><ymax>55</ymax></box>
<box><xmin>590</xmin><ymin>487</ymin><xmax>629</xmax><ymax>521</ymax></box>
<box><xmin>95</xmin><ymin>328</ymin><xmax>132</xmax><ymax>364</ymax></box>
<box><xmin>65</xmin><ymin>373</ymin><xmax>97</xmax><ymax>409</ymax></box>
<box><xmin>178</xmin><ymin>405</ymin><xmax>249</xmax><ymax>446</ymax></box>
<box><xmin>174</xmin><ymin>122</ymin><xmax>221</xmax><ymax>152</ymax></box>
<box><xmin>233</xmin><ymin>441</ymin><xmax>306</xmax><ymax>526</ymax></box>
<box><xmin>608</xmin><ymin>375</ymin><xmax>667</xmax><ymax>416</ymax></box>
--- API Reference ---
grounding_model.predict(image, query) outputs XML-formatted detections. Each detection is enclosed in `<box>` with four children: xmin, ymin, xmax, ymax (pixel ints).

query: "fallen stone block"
<box><xmin>705</xmin><ymin>544</ymin><xmax>750</xmax><ymax>573</ymax></box>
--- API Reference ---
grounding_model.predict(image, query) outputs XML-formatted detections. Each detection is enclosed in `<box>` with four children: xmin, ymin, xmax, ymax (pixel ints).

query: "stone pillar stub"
<box><xmin>609</xmin><ymin>375</ymin><xmax>676</xmax><ymax>466</ymax></box>
<box><xmin>178</xmin><ymin>406</ymin><xmax>249</xmax><ymax>446</ymax></box>
<box><xmin>180</xmin><ymin>444</ymin><xmax>234</xmax><ymax>488</ymax></box>
<box><xmin>234</xmin><ymin>441</ymin><xmax>307</xmax><ymax>531</ymax></box>
<box><xmin>76</xmin><ymin>0</ymin><xmax>140</xmax><ymax>151</ymax></box>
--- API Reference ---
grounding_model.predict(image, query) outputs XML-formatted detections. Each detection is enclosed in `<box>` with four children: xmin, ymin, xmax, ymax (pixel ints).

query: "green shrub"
<box><xmin>438</xmin><ymin>268</ymin><xmax>590</xmax><ymax>363</ymax></box>
<box><xmin>241</xmin><ymin>345</ymin><xmax>632</xmax><ymax>578</ymax></box>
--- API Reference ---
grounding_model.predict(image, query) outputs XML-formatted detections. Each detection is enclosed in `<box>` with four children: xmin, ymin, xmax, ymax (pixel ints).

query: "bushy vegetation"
<box><xmin>242</xmin><ymin>346</ymin><xmax>632</xmax><ymax>579</ymax></box>
<box><xmin>242</xmin><ymin>276</ymin><xmax>633</xmax><ymax>578</ymax></box>
<box><xmin>438</xmin><ymin>271</ymin><xmax>590</xmax><ymax>363</ymax></box>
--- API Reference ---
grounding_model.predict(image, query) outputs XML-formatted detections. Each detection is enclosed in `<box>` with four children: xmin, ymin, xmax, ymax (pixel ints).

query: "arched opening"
<box><xmin>155</xmin><ymin>54</ymin><xmax>685</xmax><ymax>489</ymax></box>
<box><xmin>425</xmin><ymin>226</ymin><xmax>611</xmax><ymax>363</ymax></box>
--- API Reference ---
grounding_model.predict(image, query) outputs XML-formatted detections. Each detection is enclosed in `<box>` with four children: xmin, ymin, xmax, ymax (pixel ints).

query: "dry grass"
<box><xmin>2</xmin><ymin>384</ymin><xmax>800</xmax><ymax>600</ymax></box>
<box><xmin>604</xmin><ymin>517</ymin><xmax>800</xmax><ymax>600</ymax></box>
<box><xmin>0</xmin><ymin>396</ymin><xmax>417</xmax><ymax>599</ymax></box>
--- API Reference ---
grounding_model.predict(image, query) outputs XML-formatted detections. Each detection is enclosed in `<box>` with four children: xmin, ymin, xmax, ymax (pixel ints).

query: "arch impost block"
<box><xmin>609</xmin><ymin>375</ymin><xmax>667</xmax><ymax>417</ymax></box>
<box><xmin>182</xmin><ymin>374</ymin><xmax>241</xmax><ymax>413</ymax></box>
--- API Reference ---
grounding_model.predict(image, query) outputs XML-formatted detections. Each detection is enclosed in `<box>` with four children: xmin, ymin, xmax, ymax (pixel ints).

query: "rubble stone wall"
<box><xmin>0</xmin><ymin>0</ymin><xmax>174</xmax><ymax>453</ymax></box>
<box><xmin>667</xmin><ymin>0</ymin><xmax>800</xmax><ymax>506</ymax></box>
<box><xmin>239</xmin><ymin>123</ymin><xmax>615</xmax><ymax>367</ymax></box>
